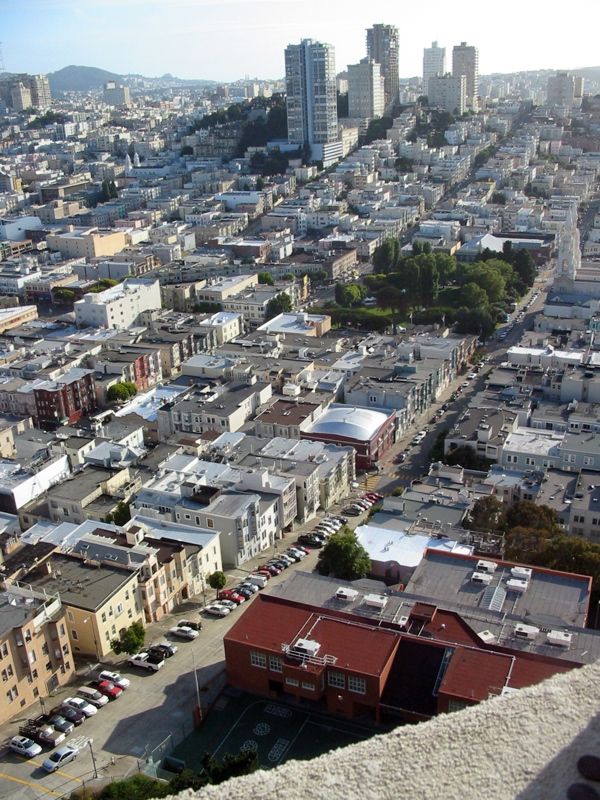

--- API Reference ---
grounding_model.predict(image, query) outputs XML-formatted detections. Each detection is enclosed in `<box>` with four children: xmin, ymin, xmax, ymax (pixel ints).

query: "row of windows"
<box><xmin>249</xmin><ymin>652</ymin><xmax>366</xmax><ymax>694</ymax></box>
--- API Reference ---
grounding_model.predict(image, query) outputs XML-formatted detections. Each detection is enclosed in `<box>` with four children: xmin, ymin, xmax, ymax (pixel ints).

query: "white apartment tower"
<box><xmin>423</xmin><ymin>42</ymin><xmax>446</xmax><ymax>96</ymax></box>
<box><xmin>366</xmin><ymin>24</ymin><xmax>399</xmax><ymax>111</ymax></box>
<box><xmin>547</xmin><ymin>72</ymin><xmax>584</xmax><ymax>108</ymax></box>
<box><xmin>452</xmin><ymin>42</ymin><xmax>479</xmax><ymax>110</ymax></box>
<box><xmin>348</xmin><ymin>57</ymin><xmax>385</xmax><ymax>120</ymax></box>
<box><xmin>428</xmin><ymin>74</ymin><xmax>466</xmax><ymax>116</ymax></box>
<box><xmin>285</xmin><ymin>39</ymin><xmax>341</xmax><ymax>164</ymax></box>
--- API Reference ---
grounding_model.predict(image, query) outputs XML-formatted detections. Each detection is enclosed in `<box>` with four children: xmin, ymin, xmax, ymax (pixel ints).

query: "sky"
<box><xmin>1</xmin><ymin>0</ymin><xmax>598</xmax><ymax>83</ymax></box>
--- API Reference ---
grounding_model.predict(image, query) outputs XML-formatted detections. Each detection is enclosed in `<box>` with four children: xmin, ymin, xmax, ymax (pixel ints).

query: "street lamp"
<box><xmin>87</xmin><ymin>738</ymin><xmax>98</xmax><ymax>779</ymax></box>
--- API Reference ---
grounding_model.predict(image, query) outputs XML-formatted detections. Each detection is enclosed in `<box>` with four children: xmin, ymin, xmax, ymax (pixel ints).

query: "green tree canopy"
<box><xmin>505</xmin><ymin>500</ymin><xmax>561</xmax><ymax>535</ymax></box>
<box><xmin>335</xmin><ymin>282</ymin><xmax>366</xmax><ymax>308</ymax></box>
<box><xmin>463</xmin><ymin>264</ymin><xmax>506</xmax><ymax>303</ymax></box>
<box><xmin>111</xmin><ymin>621</ymin><xmax>145</xmax><ymax>656</ymax></box>
<box><xmin>434</xmin><ymin>252</ymin><xmax>456</xmax><ymax>284</ymax></box>
<box><xmin>316</xmin><ymin>530</ymin><xmax>371</xmax><ymax>580</ymax></box>
<box><xmin>444</xmin><ymin>444</ymin><xmax>492</xmax><ymax>471</ymax></box>
<box><xmin>107</xmin><ymin>382</ymin><xmax>138</xmax><ymax>403</ymax></box>
<box><xmin>266</xmin><ymin>292</ymin><xmax>292</xmax><ymax>319</ymax></box>
<box><xmin>208</xmin><ymin>571</ymin><xmax>227</xmax><ymax>597</ymax></box>
<box><xmin>460</xmin><ymin>282</ymin><xmax>489</xmax><ymax>308</ymax></box>
<box><xmin>257</xmin><ymin>271</ymin><xmax>275</xmax><ymax>285</ymax></box>
<box><xmin>105</xmin><ymin>500</ymin><xmax>131</xmax><ymax>527</ymax></box>
<box><xmin>372</xmin><ymin>239</ymin><xmax>397</xmax><ymax>273</ymax></box>
<box><xmin>464</xmin><ymin>496</ymin><xmax>507</xmax><ymax>533</ymax></box>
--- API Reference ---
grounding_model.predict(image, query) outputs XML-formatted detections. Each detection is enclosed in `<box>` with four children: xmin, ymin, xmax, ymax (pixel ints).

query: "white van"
<box><xmin>247</xmin><ymin>574</ymin><xmax>268</xmax><ymax>589</ymax></box>
<box><xmin>77</xmin><ymin>686</ymin><xmax>108</xmax><ymax>707</ymax></box>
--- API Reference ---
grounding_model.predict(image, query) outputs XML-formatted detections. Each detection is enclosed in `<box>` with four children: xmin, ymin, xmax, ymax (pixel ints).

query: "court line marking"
<box><xmin>0</xmin><ymin>771</ymin><xmax>62</xmax><ymax>797</ymax></box>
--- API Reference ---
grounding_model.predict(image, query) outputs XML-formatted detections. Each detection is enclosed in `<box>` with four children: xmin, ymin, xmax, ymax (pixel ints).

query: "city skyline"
<box><xmin>2</xmin><ymin>0</ymin><xmax>598</xmax><ymax>85</ymax></box>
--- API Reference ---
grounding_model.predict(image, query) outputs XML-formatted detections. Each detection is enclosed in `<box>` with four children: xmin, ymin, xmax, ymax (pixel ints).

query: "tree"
<box><xmin>505</xmin><ymin>500</ymin><xmax>561</xmax><ymax>535</ymax></box>
<box><xmin>256</xmin><ymin>176</ymin><xmax>265</xmax><ymax>191</ymax></box>
<box><xmin>454</xmin><ymin>307</ymin><xmax>496</xmax><ymax>339</ymax></box>
<box><xmin>257</xmin><ymin>271</ymin><xmax>275</xmax><ymax>286</ymax></box>
<box><xmin>418</xmin><ymin>258</ymin><xmax>439</xmax><ymax>305</ymax></box>
<box><xmin>428</xmin><ymin>429</ymin><xmax>449</xmax><ymax>463</ymax></box>
<box><xmin>106</xmin><ymin>382</ymin><xmax>138</xmax><ymax>403</ymax></box>
<box><xmin>52</xmin><ymin>288</ymin><xmax>75</xmax><ymax>305</ymax></box>
<box><xmin>435</xmin><ymin>253</ymin><xmax>456</xmax><ymax>284</ymax></box>
<box><xmin>180</xmin><ymin>145</ymin><xmax>194</xmax><ymax>156</ymax></box>
<box><xmin>464</xmin><ymin>496</ymin><xmax>507</xmax><ymax>533</ymax></box>
<box><xmin>463</xmin><ymin>264</ymin><xmax>506</xmax><ymax>303</ymax></box>
<box><xmin>316</xmin><ymin>530</ymin><xmax>371</xmax><ymax>580</ymax></box>
<box><xmin>513</xmin><ymin>249</ymin><xmax>536</xmax><ymax>287</ymax></box>
<box><xmin>372</xmin><ymin>239</ymin><xmax>397</xmax><ymax>273</ymax></box>
<box><xmin>335</xmin><ymin>282</ymin><xmax>366</xmax><ymax>308</ymax></box>
<box><xmin>111</xmin><ymin>621</ymin><xmax>145</xmax><ymax>656</ymax></box>
<box><xmin>460</xmin><ymin>282</ymin><xmax>489</xmax><ymax>308</ymax></box>
<box><xmin>266</xmin><ymin>293</ymin><xmax>292</xmax><ymax>319</ymax></box>
<box><xmin>105</xmin><ymin>501</ymin><xmax>131</xmax><ymax>527</ymax></box>
<box><xmin>208</xmin><ymin>571</ymin><xmax>226</xmax><ymax>598</ymax></box>
<box><xmin>99</xmin><ymin>179</ymin><xmax>111</xmax><ymax>203</ymax></box>
<box><xmin>376</xmin><ymin>286</ymin><xmax>406</xmax><ymax>334</ymax></box>
<box><xmin>444</xmin><ymin>444</ymin><xmax>492</xmax><ymax>471</ymax></box>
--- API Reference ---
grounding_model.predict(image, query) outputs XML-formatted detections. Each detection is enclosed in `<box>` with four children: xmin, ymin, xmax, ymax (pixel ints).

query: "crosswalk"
<box><xmin>360</xmin><ymin>474</ymin><xmax>381</xmax><ymax>491</ymax></box>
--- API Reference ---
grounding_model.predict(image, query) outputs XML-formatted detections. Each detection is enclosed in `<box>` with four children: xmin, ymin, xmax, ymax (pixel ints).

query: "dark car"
<box><xmin>298</xmin><ymin>534</ymin><xmax>324</xmax><ymax>548</ymax></box>
<box><xmin>177</xmin><ymin>619</ymin><xmax>202</xmax><ymax>632</ymax></box>
<box><xmin>257</xmin><ymin>563</ymin><xmax>281</xmax><ymax>576</ymax></box>
<box><xmin>268</xmin><ymin>559</ymin><xmax>290</xmax><ymax>570</ymax></box>
<box><xmin>234</xmin><ymin>585</ymin><xmax>254</xmax><ymax>600</ymax></box>
<box><xmin>50</xmin><ymin>705</ymin><xmax>85</xmax><ymax>726</ymax></box>
<box><xmin>145</xmin><ymin>646</ymin><xmax>174</xmax><ymax>661</ymax></box>
<box><xmin>46</xmin><ymin>714</ymin><xmax>74</xmax><ymax>734</ymax></box>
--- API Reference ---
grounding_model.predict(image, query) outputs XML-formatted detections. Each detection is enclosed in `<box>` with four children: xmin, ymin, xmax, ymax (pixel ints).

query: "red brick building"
<box><xmin>224</xmin><ymin>594</ymin><xmax>574</xmax><ymax>723</ymax></box>
<box><xmin>33</xmin><ymin>368</ymin><xmax>97</xmax><ymax>429</ymax></box>
<box><xmin>301</xmin><ymin>404</ymin><xmax>396</xmax><ymax>469</ymax></box>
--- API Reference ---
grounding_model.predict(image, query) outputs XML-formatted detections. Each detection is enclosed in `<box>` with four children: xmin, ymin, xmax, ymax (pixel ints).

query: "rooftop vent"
<box><xmin>290</xmin><ymin>638</ymin><xmax>321</xmax><ymax>658</ymax></box>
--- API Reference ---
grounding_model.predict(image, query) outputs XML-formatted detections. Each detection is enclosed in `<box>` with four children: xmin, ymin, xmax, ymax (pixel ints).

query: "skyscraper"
<box><xmin>348</xmin><ymin>57</ymin><xmax>384</xmax><ymax>120</ymax></box>
<box><xmin>452</xmin><ymin>42</ymin><xmax>479</xmax><ymax>110</ymax></box>
<box><xmin>423</xmin><ymin>41</ymin><xmax>446</xmax><ymax>96</ymax></box>
<box><xmin>366</xmin><ymin>24</ymin><xmax>399</xmax><ymax>111</ymax></box>
<box><xmin>285</xmin><ymin>39</ymin><xmax>341</xmax><ymax>164</ymax></box>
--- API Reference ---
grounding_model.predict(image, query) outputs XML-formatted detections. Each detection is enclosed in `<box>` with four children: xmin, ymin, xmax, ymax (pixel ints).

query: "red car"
<box><xmin>258</xmin><ymin>563</ymin><xmax>281</xmax><ymax>576</ymax></box>
<box><xmin>87</xmin><ymin>680</ymin><xmax>123</xmax><ymax>700</ymax></box>
<box><xmin>219</xmin><ymin>589</ymin><xmax>245</xmax><ymax>604</ymax></box>
<box><xmin>367</xmin><ymin>492</ymin><xmax>384</xmax><ymax>501</ymax></box>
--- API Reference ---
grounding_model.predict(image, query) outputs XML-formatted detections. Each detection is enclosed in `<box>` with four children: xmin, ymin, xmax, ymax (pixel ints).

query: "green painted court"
<box><xmin>169</xmin><ymin>690</ymin><xmax>380</xmax><ymax>771</ymax></box>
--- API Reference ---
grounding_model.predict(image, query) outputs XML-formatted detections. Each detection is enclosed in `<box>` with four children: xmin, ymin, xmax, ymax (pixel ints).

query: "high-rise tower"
<box><xmin>366</xmin><ymin>24</ymin><xmax>399</xmax><ymax>111</ymax></box>
<box><xmin>452</xmin><ymin>42</ymin><xmax>479</xmax><ymax>110</ymax></box>
<box><xmin>423</xmin><ymin>41</ymin><xmax>446</xmax><ymax>96</ymax></box>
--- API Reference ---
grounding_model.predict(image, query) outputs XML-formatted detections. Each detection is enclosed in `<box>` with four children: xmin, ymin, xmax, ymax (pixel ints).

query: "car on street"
<box><xmin>99</xmin><ymin>670</ymin><xmax>130</xmax><ymax>689</ymax></box>
<box><xmin>298</xmin><ymin>534</ymin><xmax>324</xmax><ymax>547</ymax></box>
<box><xmin>9</xmin><ymin>736</ymin><xmax>42</xmax><ymax>758</ymax></box>
<box><xmin>50</xmin><ymin>705</ymin><xmax>85</xmax><ymax>726</ymax></box>
<box><xmin>41</xmin><ymin>744</ymin><xmax>80</xmax><ymax>773</ymax></box>
<box><xmin>268</xmin><ymin>558</ymin><xmax>290</xmax><ymax>569</ymax></box>
<box><xmin>342</xmin><ymin>506</ymin><xmax>361</xmax><ymax>516</ymax></box>
<box><xmin>169</xmin><ymin>625</ymin><xmax>200</xmax><ymax>639</ymax></box>
<box><xmin>19</xmin><ymin>723</ymin><xmax>66</xmax><ymax>748</ymax></box>
<box><xmin>205</xmin><ymin>602</ymin><xmax>231</xmax><ymax>617</ymax></box>
<box><xmin>233</xmin><ymin>585</ymin><xmax>254</xmax><ymax>600</ymax></box>
<box><xmin>62</xmin><ymin>696</ymin><xmax>98</xmax><ymax>716</ymax></box>
<box><xmin>127</xmin><ymin>652</ymin><xmax>164</xmax><ymax>672</ymax></box>
<box><xmin>219</xmin><ymin>589</ymin><xmax>246</xmax><ymax>603</ymax></box>
<box><xmin>257</xmin><ymin>564</ymin><xmax>281</xmax><ymax>576</ymax></box>
<box><xmin>282</xmin><ymin>548</ymin><xmax>304</xmax><ymax>561</ymax></box>
<box><xmin>468</xmin><ymin>373</ymin><xmax>477</xmax><ymax>379</ymax></box>
<box><xmin>147</xmin><ymin>642</ymin><xmax>177</xmax><ymax>658</ymax></box>
<box><xmin>176</xmin><ymin>620</ymin><xmax>202</xmax><ymax>632</ymax></box>
<box><xmin>238</xmin><ymin>581</ymin><xmax>259</xmax><ymax>594</ymax></box>
<box><xmin>46</xmin><ymin>714</ymin><xmax>74</xmax><ymax>734</ymax></box>
<box><xmin>87</xmin><ymin>679</ymin><xmax>123</xmax><ymax>700</ymax></box>
<box><xmin>218</xmin><ymin>599</ymin><xmax>239</xmax><ymax>611</ymax></box>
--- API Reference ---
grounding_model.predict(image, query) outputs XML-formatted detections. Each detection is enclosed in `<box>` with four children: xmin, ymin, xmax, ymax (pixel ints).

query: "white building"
<box><xmin>429</xmin><ymin>74</ymin><xmax>467</xmax><ymax>116</ymax></box>
<box><xmin>423</xmin><ymin>41</ymin><xmax>446</xmax><ymax>95</ymax></box>
<box><xmin>74</xmin><ymin>279</ymin><xmax>161</xmax><ymax>330</ymax></box>
<box><xmin>348</xmin><ymin>58</ymin><xmax>384</xmax><ymax>120</ymax></box>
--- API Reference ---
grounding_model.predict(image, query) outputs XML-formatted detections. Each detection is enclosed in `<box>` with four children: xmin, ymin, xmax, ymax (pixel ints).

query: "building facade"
<box><xmin>452</xmin><ymin>42</ymin><xmax>479</xmax><ymax>110</ymax></box>
<box><xmin>423</xmin><ymin>42</ymin><xmax>446</xmax><ymax>95</ymax></box>
<box><xmin>348</xmin><ymin>58</ymin><xmax>385</xmax><ymax>120</ymax></box>
<box><xmin>366</xmin><ymin>24</ymin><xmax>399</xmax><ymax>111</ymax></box>
<box><xmin>429</xmin><ymin>74</ymin><xmax>467</xmax><ymax>116</ymax></box>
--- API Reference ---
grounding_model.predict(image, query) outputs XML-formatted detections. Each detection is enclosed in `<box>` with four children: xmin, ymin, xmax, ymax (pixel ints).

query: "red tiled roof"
<box><xmin>224</xmin><ymin>595</ymin><xmax>399</xmax><ymax>676</ymax></box>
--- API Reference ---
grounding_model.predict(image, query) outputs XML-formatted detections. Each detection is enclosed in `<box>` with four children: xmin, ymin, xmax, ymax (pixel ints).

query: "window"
<box><xmin>62</xmin><ymin>644</ymin><xmax>69</xmax><ymax>655</ymax></box>
<box><xmin>67</xmin><ymin>611</ymin><xmax>74</xmax><ymax>622</ymax></box>
<box><xmin>506</xmin><ymin>455</ymin><xmax>518</xmax><ymax>464</ymax></box>
<box><xmin>101</xmin><ymin>612</ymin><xmax>107</xmax><ymax>624</ymax></box>
<box><xmin>71</xmin><ymin>629</ymin><xmax>78</xmax><ymax>641</ymax></box>
<box><xmin>285</xmin><ymin>678</ymin><xmax>299</xmax><ymax>687</ymax></box>
<box><xmin>584</xmin><ymin>457</ymin><xmax>595</xmax><ymax>466</ymax></box>
<box><xmin>115</xmin><ymin>603</ymin><xmax>124</xmax><ymax>617</ymax></box>
<box><xmin>269</xmin><ymin>656</ymin><xmax>283</xmax><ymax>673</ymax></box>
<box><xmin>206</xmin><ymin>519</ymin><xmax>214</xmax><ymax>528</ymax></box>
<box><xmin>448</xmin><ymin>700</ymin><xmax>467</xmax><ymax>712</ymax></box>
<box><xmin>31</xmin><ymin>668</ymin><xmax>38</xmax><ymax>680</ymax></box>
<box><xmin>28</xmin><ymin>650</ymin><xmax>36</xmax><ymax>664</ymax></box>
<box><xmin>111</xmin><ymin>625</ymin><xmax>116</xmax><ymax>635</ymax></box>
<box><xmin>525</xmin><ymin>457</ymin><xmax>535</xmax><ymax>466</ymax></box>
<box><xmin>33</xmin><ymin>687</ymin><xmax>39</xmax><ymax>698</ymax></box>
<box><xmin>328</xmin><ymin>670</ymin><xmax>345</xmax><ymax>689</ymax></box>
<box><xmin>348</xmin><ymin>675</ymin><xmax>366</xmax><ymax>694</ymax></box>
<box><xmin>301</xmin><ymin>681</ymin><xmax>315</xmax><ymax>691</ymax></box>
<box><xmin>58</xmin><ymin>624</ymin><xmax>65</xmax><ymax>637</ymax></box>
<box><xmin>41</xmin><ymin>642</ymin><xmax>48</xmax><ymax>656</ymax></box>
<box><xmin>1</xmin><ymin>643</ymin><xmax>7</xmax><ymax>658</ymax></box>
<box><xmin>250</xmin><ymin>651</ymin><xmax>267</xmax><ymax>668</ymax></box>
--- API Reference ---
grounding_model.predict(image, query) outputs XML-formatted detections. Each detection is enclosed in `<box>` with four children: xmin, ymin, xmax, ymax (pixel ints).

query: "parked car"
<box><xmin>9</xmin><ymin>736</ymin><xmax>42</xmax><ymax>758</ymax></box>
<box><xmin>146</xmin><ymin>643</ymin><xmax>177</xmax><ymax>658</ymax></box>
<box><xmin>283</xmin><ymin>549</ymin><xmax>303</xmax><ymax>562</ymax></box>
<box><xmin>60</xmin><ymin>698</ymin><xmax>96</xmax><ymax>718</ymax></box>
<box><xmin>298</xmin><ymin>534</ymin><xmax>324</xmax><ymax>547</ymax></box>
<box><xmin>333</xmin><ymin>516</ymin><xmax>348</xmax><ymax>524</ymax></box>
<box><xmin>169</xmin><ymin>625</ymin><xmax>200</xmax><ymax>640</ymax></box>
<box><xmin>233</xmin><ymin>585</ymin><xmax>254</xmax><ymax>600</ymax></box>
<box><xmin>368</xmin><ymin>492</ymin><xmax>384</xmax><ymax>501</ymax></box>
<box><xmin>468</xmin><ymin>373</ymin><xmax>477</xmax><ymax>380</ymax></box>
<box><xmin>219</xmin><ymin>589</ymin><xmax>246</xmax><ymax>603</ymax></box>
<box><xmin>99</xmin><ymin>670</ymin><xmax>130</xmax><ymax>689</ymax></box>
<box><xmin>205</xmin><ymin>602</ymin><xmax>231</xmax><ymax>617</ymax></box>
<box><xmin>19</xmin><ymin>723</ymin><xmax>66</xmax><ymax>748</ymax></box>
<box><xmin>127</xmin><ymin>652</ymin><xmax>164</xmax><ymax>672</ymax></box>
<box><xmin>268</xmin><ymin>559</ymin><xmax>290</xmax><ymax>570</ymax></box>
<box><xmin>87</xmin><ymin>679</ymin><xmax>123</xmax><ymax>700</ymax></box>
<box><xmin>257</xmin><ymin>563</ymin><xmax>281</xmax><ymax>576</ymax></box>
<box><xmin>342</xmin><ymin>506</ymin><xmax>361</xmax><ymax>516</ymax></box>
<box><xmin>218</xmin><ymin>599</ymin><xmax>238</xmax><ymax>611</ymax></box>
<box><xmin>75</xmin><ymin>686</ymin><xmax>108</xmax><ymax>708</ymax></box>
<box><xmin>177</xmin><ymin>620</ymin><xmax>202</xmax><ymax>632</ymax></box>
<box><xmin>45</xmin><ymin>714</ymin><xmax>74</xmax><ymax>735</ymax></box>
<box><xmin>237</xmin><ymin>581</ymin><xmax>259</xmax><ymax>594</ymax></box>
<box><xmin>50</xmin><ymin>705</ymin><xmax>85</xmax><ymax>727</ymax></box>
<box><xmin>253</xmin><ymin>569</ymin><xmax>272</xmax><ymax>580</ymax></box>
<box><xmin>42</xmin><ymin>744</ymin><xmax>80</xmax><ymax>773</ymax></box>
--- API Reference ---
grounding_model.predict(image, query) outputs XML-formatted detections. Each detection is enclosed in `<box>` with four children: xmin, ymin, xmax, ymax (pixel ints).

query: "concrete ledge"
<box><xmin>166</xmin><ymin>659</ymin><xmax>600</xmax><ymax>800</ymax></box>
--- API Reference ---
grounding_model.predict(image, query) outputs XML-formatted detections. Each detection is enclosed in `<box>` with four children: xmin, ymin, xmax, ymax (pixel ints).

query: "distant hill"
<box><xmin>48</xmin><ymin>65</ymin><xmax>123</xmax><ymax>93</ymax></box>
<box><xmin>571</xmin><ymin>66</ymin><xmax>600</xmax><ymax>84</ymax></box>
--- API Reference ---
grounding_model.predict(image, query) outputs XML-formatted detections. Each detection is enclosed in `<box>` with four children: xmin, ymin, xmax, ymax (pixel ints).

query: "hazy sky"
<box><xmin>2</xmin><ymin>0</ymin><xmax>597</xmax><ymax>82</ymax></box>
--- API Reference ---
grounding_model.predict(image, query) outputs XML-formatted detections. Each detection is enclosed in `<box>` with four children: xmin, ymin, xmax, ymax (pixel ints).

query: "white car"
<box><xmin>9</xmin><ymin>736</ymin><xmax>42</xmax><ymax>758</ymax></box>
<box><xmin>205</xmin><ymin>603</ymin><xmax>231</xmax><ymax>617</ymax></box>
<box><xmin>62</xmin><ymin>696</ymin><xmax>97</xmax><ymax>717</ymax></box>
<box><xmin>42</xmin><ymin>744</ymin><xmax>80</xmax><ymax>773</ymax></box>
<box><xmin>169</xmin><ymin>625</ymin><xmax>199</xmax><ymax>640</ymax></box>
<box><xmin>99</xmin><ymin>670</ymin><xmax>130</xmax><ymax>689</ymax></box>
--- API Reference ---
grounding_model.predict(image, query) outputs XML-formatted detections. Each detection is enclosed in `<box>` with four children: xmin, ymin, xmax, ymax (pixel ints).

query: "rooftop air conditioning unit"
<box><xmin>335</xmin><ymin>587</ymin><xmax>359</xmax><ymax>602</ymax></box>
<box><xmin>476</xmin><ymin>559</ymin><xmax>498</xmax><ymax>574</ymax></box>
<box><xmin>478</xmin><ymin>630</ymin><xmax>497</xmax><ymax>644</ymax></box>
<box><xmin>506</xmin><ymin>579</ymin><xmax>529</xmax><ymax>594</ymax></box>
<box><xmin>363</xmin><ymin>593</ymin><xmax>388</xmax><ymax>610</ymax></box>
<box><xmin>546</xmin><ymin>630</ymin><xmax>572</xmax><ymax>648</ymax></box>
<box><xmin>511</xmin><ymin>566</ymin><xmax>532</xmax><ymax>581</ymax></box>
<box><xmin>398</xmin><ymin>615</ymin><xmax>409</xmax><ymax>629</ymax></box>
<box><xmin>471</xmin><ymin>571</ymin><xmax>493</xmax><ymax>586</ymax></box>
<box><xmin>291</xmin><ymin>638</ymin><xmax>321</xmax><ymax>658</ymax></box>
<box><xmin>514</xmin><ymin>623</ymin><xmax>539</xmax><ymax>640</ymax></box>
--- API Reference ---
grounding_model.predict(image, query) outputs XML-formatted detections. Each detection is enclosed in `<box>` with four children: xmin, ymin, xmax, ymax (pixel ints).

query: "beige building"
<box><xmin>0</xmin><ymin>583</ymin><xmax>74</xmax><ymax>724</ymax></box>
<box><xmin>46</xmin><ymin>226</ymin><xmax>127</xmax><ymax>259</ymax></box>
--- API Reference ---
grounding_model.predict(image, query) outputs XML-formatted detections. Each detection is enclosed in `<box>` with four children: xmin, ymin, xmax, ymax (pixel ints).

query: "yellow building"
<box><xmin>46</xmin><ymin>226</ymin><xmax>127</xmax><ymax>260</ymax></box>
<box><xmin>0</xmin><ymin>583</ymin><xmax>75</xmax><ymax>725</ymax></box>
